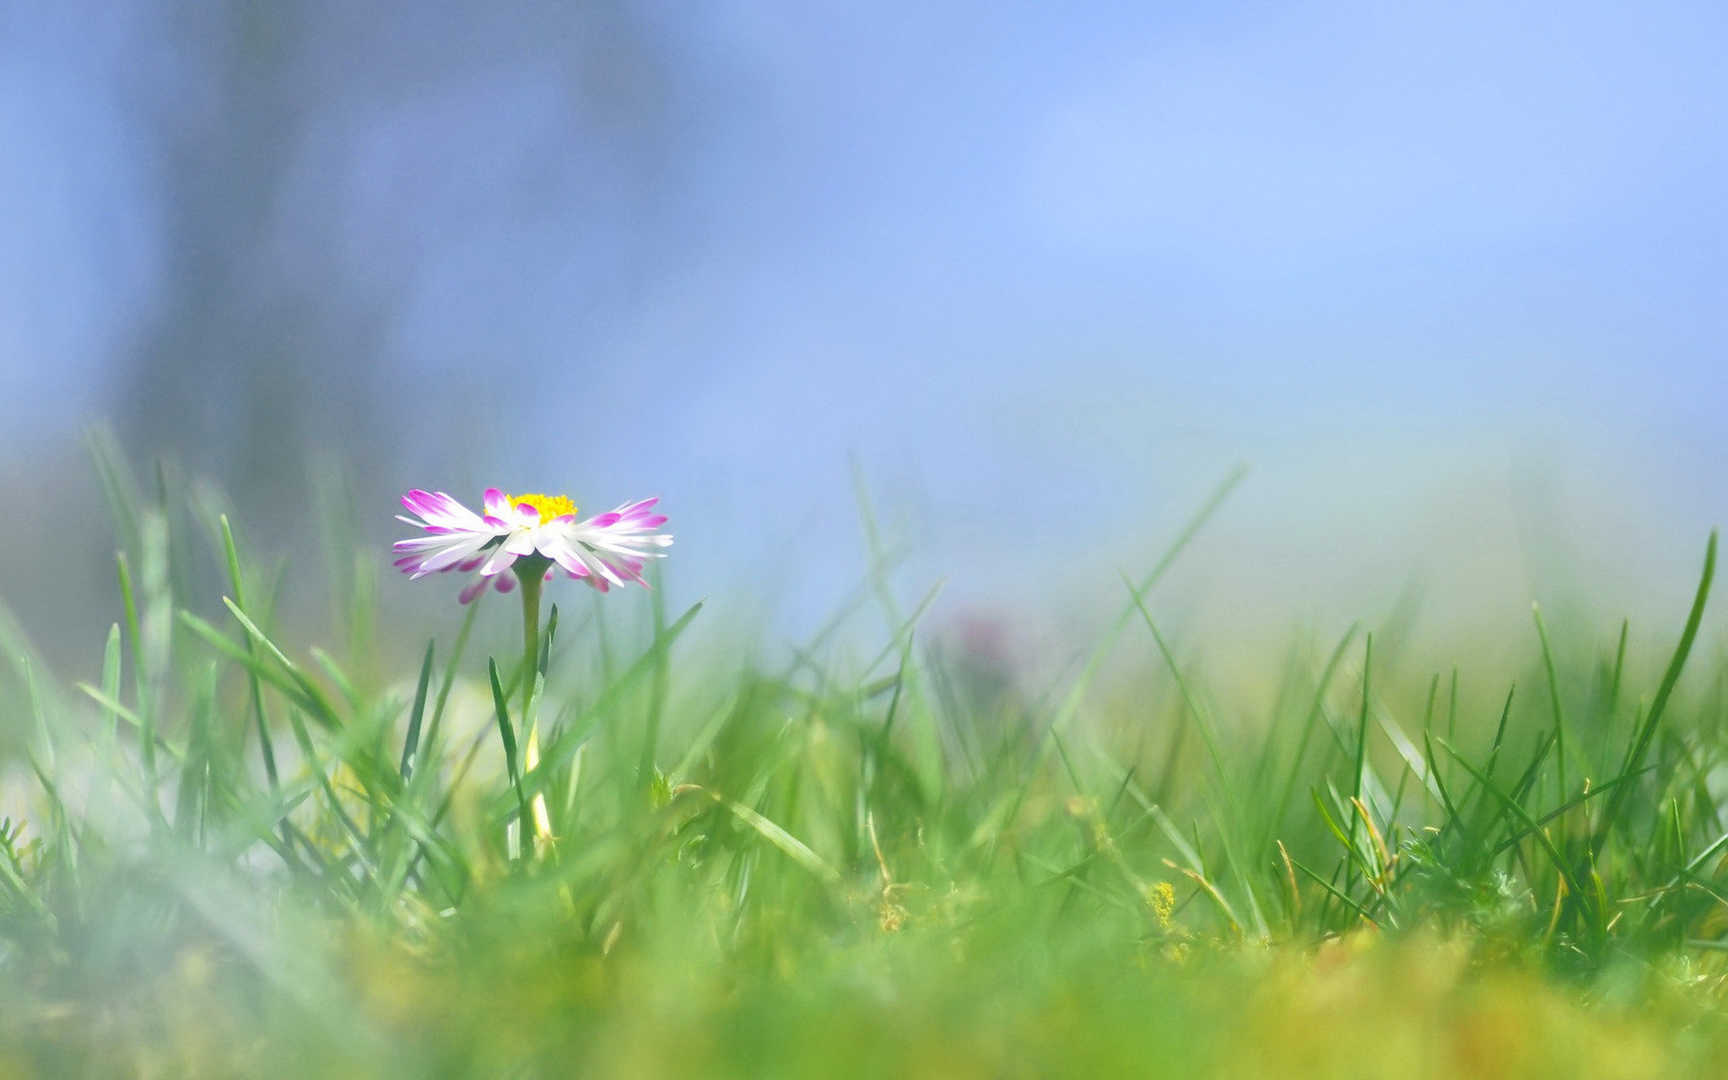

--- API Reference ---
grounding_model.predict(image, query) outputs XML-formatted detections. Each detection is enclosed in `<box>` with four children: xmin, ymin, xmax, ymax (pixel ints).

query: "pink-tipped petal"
<box><xmin>402</xmin><ymin>490</ymin><xmax>485</xmax><ymax>529</ymax></box>
<box><xmin>459</xmin><ymin>580</ymin><xmax>486</xmax><ymax>605</ymax></box>
<box><xmin>483</xmin><ymin>488</ymin><xmax>511</xmax><ymax>518</ymax></box>
<box><xmin>599</xmin><ymin>560</ymin><xmax>639</xmax><ymax>586</ymax></box>
<box><xmin>494</xmin><ymin>574</ymin><xmax>515</xmax><ymax>593</ymax></box>
<box><xmin>545</xmin><ymin>543</ymin><xmax>586</xmax><ymax>578</ymax></box>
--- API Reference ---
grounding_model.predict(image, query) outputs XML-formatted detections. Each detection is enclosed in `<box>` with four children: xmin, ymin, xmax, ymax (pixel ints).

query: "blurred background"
<box><xmin>2</xmin><ymin>1</ymin><xmax>1724</xmax><ymax>678</ymax></box>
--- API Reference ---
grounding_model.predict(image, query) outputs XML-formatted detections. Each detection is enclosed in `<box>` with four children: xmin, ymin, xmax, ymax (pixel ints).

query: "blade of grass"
<box><xmin>1437</xmin><ymin>735</ymin><xmax>1586</xmax><ymax>909</ymax></box>
<box><xmin>421</xmin><ymin>589</ymin><xmax>484</xmax><ymax>771</ymax></box>
<box><xmin>1532</xmin><ymin>603</ymin><xmax>1571</xmax><ymax>800</ymax></box>
<box><xmin>488</xmin><ymin>657</ymin><xmax>532</xmax><ymax>861</ymax></box>
<box><xmin>516</xmin><ymin>601</ymin><xmax>705</xmax><ymax>806</ymax></box>
<box><xmin>1123</xmin><ymin>578</ymin><xmax>1229</xmax><ymax>792</ymax></box>
<box><xmin>991</xmin><ymin>465</ymin><xmax>1247</xmax><ymax>865</ymax></box>
<box><xmin>680</xmin><ymin>785</ymin><xmax>841</xmax><ymax>886</ymax></box>
<box><xmin>1593</xmin><ymin>530</ymin><xmax>1716</xmax><ymax>855</ymax></box>
<box><xmin>1608</xmin><ymin>617</ymin><xmax>1629</xmax><ymax>716</ymax></box>
<box><xmin>640</xmin><ymin>584</ymin><xmax>669</xmax><ymax>792</ymax></box>
<box><xmin>398</xmin><ymin>639</ymin><xmax>436</xmax><ymax>781</ymax></box>
<box><xmin>222</xmin><ymin>515</ymin><xmax>282</xmax><ymax>791</ymax></box>
<box><xmin>221</xmin><ymin>597</ymin><xmax>343</xmax><ymax>729</ymax></box>
<box><xmin>1270</xmin><ymin>625</ymin><xmax>1358</xmax><ymax>840</ymax></box>
<box><xmin>179</xmin><ymin>611</ymin><xmax>326</xmax><ymax>718</ymax></box>
<box><xmin>1291</xmin><ymin>855</ymin><xmax>1380</xmax><ymax>928</ymax></box>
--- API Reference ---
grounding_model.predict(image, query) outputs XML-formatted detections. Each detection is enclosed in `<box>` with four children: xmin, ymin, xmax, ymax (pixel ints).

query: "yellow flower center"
<box><xmin>504</xmin><ymin>492</ymin><xmax>578</xmax><ymax>523</ymax></box>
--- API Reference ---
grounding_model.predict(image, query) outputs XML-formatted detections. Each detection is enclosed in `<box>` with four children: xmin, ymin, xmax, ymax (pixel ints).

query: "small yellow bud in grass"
<box><xmin>1146</xmin><ymin>881</ymin><xmax>1177</xmax><ymax>929</ymax></box>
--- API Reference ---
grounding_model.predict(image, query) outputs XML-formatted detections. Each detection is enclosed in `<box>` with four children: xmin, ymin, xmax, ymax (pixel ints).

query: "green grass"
<box><xmin>3</xmin><ymin>445</ymin><xmax>1728</xmax><ymax>1077</ymax></box>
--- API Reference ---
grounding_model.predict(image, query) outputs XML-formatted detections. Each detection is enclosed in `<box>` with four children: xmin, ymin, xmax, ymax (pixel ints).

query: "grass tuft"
<box><xmin>1</xmin><ymin>459</ymin><xmax>1725</xmax><ymax>1077</ymax></box>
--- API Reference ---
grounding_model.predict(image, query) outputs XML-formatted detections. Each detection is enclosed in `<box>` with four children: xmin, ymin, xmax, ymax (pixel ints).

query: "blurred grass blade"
<box><xmin>488</xmin><ymin>656</ymin><xmax>531</xmax><ymax>857</ymax></box>
<box><xmin>223</xmin><ymin>514</ymin><xmax>282</xmax><ymax>790</ymax></box>
<box><xmin>179</xmin><ymin>610</ymin><xmax>325</xmax><ymax>718</ymax></box>
<box><xmin>1532</xmin><ymin>603</ymin><xmax>1571</xmax><ymax>797</ymax></box>
<box><xmin>687</xmin><ymin>786</ymin><xmax>840</xmax><ymax>886</ymax></box>
<box><xmin>1437</xmin><ymin>736</ymin><xmax>1586</xmax><ymax>908</ymax></box>
<box><xmin>221</xmin><ymin>596</ymin><xmax>343</xmax><ymax>729</ymax></box>
<box><xmin>1593</xmin><ymin>530</ymin><xmax>1717</xmax><ymax>854</ymax></box>
<box><xmin>399</xmin><ymin>639</ymin><xmax>435</xmax><ymax>781</ymax></box>
<box><xmin>422</xmin><ymin>590</ymin><xmax>483</xmax><ymax>768</ymax></box>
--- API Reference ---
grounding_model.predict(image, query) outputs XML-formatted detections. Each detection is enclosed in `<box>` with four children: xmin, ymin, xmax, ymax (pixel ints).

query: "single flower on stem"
<box><xmin>393</xmin><ymin>488</ymin><xmax>671</xmax><ymax>604</ymax></box>
<box><xmin>393</xmin><ymin>486</ymin><xmax>672</xmax><ymax>856</ymax></box>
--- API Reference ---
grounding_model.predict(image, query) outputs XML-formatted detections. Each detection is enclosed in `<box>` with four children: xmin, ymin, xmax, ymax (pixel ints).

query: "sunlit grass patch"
<box><xmin>0</xmin><ymin>441</ymin><xmax>1725</xmax><ymax>1076</ymax></box>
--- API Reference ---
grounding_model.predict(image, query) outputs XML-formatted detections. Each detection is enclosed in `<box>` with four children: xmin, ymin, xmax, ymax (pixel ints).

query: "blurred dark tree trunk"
<box><xmin>112</xmin><ymin>2</ymin><xmax>689</xmax><ymax>537</ymax></box>
<box><xmin>116</xmin><ymin>5</ymin><xmax>383</xmax><ymax>536</ymax></box>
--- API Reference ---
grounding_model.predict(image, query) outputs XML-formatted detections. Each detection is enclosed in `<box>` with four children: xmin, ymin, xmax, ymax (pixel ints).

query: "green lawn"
<box><xmin>3</xmin><ymin>452</ymin><xmax>1726</xmax><ymax>1077</ymax></box>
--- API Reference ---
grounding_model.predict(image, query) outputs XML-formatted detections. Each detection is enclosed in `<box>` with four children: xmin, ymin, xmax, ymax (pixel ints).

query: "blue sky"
<box><xmin>3</xmin><ymin>1</ymin><xmax>1724</xmax><ymax>655</ymax></box>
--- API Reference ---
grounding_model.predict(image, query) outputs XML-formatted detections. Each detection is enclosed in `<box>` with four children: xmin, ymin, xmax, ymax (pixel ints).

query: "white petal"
<box><xmin>421</xmin><ymin>535</ymin><xmax>492</xmax><ymax>572</ymax></box>
<box><xmin>480</xmin><ymin>544</ymin><xmax>519</xmax><ymax>577</ymax></box>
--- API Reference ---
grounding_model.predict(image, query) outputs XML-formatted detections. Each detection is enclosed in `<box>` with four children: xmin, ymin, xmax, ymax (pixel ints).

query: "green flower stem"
<box><xmin>513</xmin><ymin>555</ymin><xmax>553</xmax><ymax>858</ymax></box>
<box><xmin>516</xmin><ymin>559</ymin><xmax>546</xmax><ymax>722</ymax></box>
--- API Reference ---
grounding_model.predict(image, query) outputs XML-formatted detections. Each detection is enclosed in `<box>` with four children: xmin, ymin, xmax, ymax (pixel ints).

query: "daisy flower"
<box><xmin>394</xmin><ymin>487</ymin><xmax>672</xmax><ymax>604</ymax></box>
<box><xmin>394</xmin><ymin>485</ymin><xmax>671</xmax><ymax>863</ymax></box>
